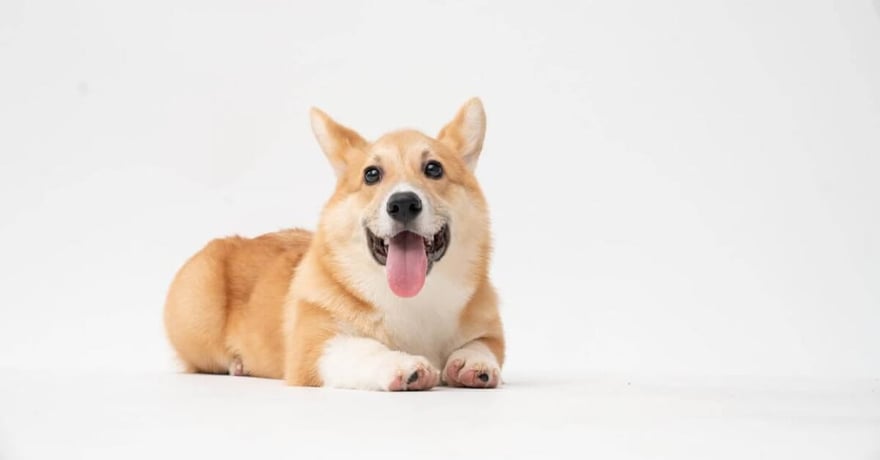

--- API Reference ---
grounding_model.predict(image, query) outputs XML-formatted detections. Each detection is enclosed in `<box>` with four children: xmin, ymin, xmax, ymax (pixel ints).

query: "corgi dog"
<box><xmin>163</xmin><ymin>99</ymin><xmax>504</xmax><ymax>391</ymax></box>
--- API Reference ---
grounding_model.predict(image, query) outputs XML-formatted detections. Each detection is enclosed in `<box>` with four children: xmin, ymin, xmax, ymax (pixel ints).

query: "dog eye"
<box><xmin>363</xmin><ymin>166</ymin><xmax>382</xmax><ymax>185</ymax></box>
<box><xmin>424</xmin><ymin>160</ymin><xmax>443</xmax><ymax>179</ymax></box>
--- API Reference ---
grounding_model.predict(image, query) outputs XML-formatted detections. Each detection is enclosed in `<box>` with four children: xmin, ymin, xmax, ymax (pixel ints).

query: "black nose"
<box><xmin>386</xmin><ymin>191</ymin><xmax>422</xmax><ymax>223</ymax></box>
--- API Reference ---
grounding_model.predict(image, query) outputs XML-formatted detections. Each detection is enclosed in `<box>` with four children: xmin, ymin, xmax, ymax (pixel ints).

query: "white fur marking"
<box><xmin>318</xmin><ymin>335</ymin><xmax>435</xmax><ymax>390</ymax></box>
<box><xmin>371</xmin><ymin>272</ymin><xmax>472</xmax><ymax>369</ymax></box>
<box><xmin>448</xmin><ymin>340</ymin><xmax>498</xmax><ymax>367</ymax></box>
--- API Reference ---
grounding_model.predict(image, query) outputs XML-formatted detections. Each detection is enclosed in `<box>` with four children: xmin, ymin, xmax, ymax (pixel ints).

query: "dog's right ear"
<box><xmin>310</xmin><ymin>108</ymin><xmax>368</xmax><ymax>177</ymax></box>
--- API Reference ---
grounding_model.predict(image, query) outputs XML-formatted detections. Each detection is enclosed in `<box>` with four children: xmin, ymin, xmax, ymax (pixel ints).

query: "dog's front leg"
<box><xmin>318</xmin><ymin>335</ymin><xmax>440</xmax><ymax>391</ymax></box>
<box><xmin>443</xmin><ymin>338</ymin><xmax>503</xmax><ymax>388</ymax></box>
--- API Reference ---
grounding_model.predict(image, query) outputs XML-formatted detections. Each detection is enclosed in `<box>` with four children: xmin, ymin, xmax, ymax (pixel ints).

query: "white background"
<box><xmin>1</xmin><ymin>0</ymin><xmax>879</xmax><ymax>459</ymax></box>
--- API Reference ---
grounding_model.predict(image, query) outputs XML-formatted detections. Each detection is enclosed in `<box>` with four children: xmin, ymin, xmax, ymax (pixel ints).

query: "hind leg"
<box><xmin>164</xmin><ymin>240</ymin><xmax>234</xmax><ymax>374</ymax></box>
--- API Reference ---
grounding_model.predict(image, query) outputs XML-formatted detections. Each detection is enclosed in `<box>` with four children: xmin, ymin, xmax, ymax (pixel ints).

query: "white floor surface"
<box><xmin>1</xmin><ymin>370</ymin><xmax>877</xmax><ymax>459</ymax></box>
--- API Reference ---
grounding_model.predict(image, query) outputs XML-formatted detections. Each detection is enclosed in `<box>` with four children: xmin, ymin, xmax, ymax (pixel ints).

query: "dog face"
<box><xmin>311</xmin><ymin>99</ymin><xmax>490</xmax><ymax>299</ymax></box>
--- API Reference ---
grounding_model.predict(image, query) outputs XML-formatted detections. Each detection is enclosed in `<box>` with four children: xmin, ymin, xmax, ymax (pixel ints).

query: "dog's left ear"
<box><xmin>437</xmin><ymin>98</ymin><xmax>486</xmax><ymax>172</ymax></box>
<box><xmin>310</xmin><ymin>107</ymin><xmax>368</xmax><ymax>177</ymax></box>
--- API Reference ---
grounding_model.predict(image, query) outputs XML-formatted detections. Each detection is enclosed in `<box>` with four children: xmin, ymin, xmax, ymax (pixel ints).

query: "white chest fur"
<box><xmin>361</xmin><ymin>270</ymin><xmax>474</xmax><ymax>369</ymax></box>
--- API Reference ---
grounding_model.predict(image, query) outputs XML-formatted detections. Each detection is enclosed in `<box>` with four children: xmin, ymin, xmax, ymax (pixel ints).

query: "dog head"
<box><xmin>310</xmin><ymin>99</ymin><xmax>491</xmax><ymax>299</ymax></box>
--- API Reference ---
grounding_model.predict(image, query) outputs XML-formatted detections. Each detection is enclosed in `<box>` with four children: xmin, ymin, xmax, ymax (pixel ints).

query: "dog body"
<box><xmin>164</xmin><ymin>99</ymin><xmax>504</xmax><ymax>390</ymax></box>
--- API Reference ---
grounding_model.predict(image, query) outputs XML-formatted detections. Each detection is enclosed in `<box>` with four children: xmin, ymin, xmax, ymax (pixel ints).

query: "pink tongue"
<box><xmin>385</xmin><ymin>231</ymin><xmax>428</xmax><ymax>297</ymax></box>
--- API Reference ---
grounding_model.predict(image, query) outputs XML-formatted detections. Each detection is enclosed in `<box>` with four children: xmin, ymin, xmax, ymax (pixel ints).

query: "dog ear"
<box><xmin>437</xmin><ymin>98</ymin><xmax>486</xmax><ymax>172</ymax></box>
<box><xmin>310</xmin><ymin>107</ymin><xmax>368</xmax><ymax>177</ymax></box>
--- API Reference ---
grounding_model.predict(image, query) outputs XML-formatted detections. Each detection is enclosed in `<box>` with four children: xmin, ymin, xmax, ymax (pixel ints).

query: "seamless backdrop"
<box><xmin>1</xmin><ymin>0</ymin><xmax>879</xmax><ymax>382</ymax></box>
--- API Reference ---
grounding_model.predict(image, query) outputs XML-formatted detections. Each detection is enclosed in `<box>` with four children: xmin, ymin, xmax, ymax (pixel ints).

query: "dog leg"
<box><xmin>443</xmin><ymin>339</ymin><xmax>501</xmax><ymax>388</ymax></box>
<box><xmin>318</xmin><ymin>335</ymin><xmax>440</xmax><ymax>391</ymax></box>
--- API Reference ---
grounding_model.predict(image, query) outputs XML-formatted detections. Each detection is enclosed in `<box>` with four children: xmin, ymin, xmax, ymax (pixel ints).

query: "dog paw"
<box><xmin>386</xmin><ymin>355</ymin><xmax>440</xmax><ymax>391</ymax></box>
<box><xmin>443</xmin><ymin>351</ymin><xmax>501</xmax><ymax>388</ymax></box>
<box><xmin>228</xmin><ymin>356</ymin><xmax>245</xmax><ymax>376</ymax></box>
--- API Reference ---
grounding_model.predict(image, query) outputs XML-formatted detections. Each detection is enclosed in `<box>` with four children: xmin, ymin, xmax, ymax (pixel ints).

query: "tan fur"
<box><xmin>164</xmin><ymin>99</ymin><xmax>504</xmax><ymax>387</ymax></box>
<box><xmin>164</xmin><ymin>229</ymin><xmax>311</xmax><ymax>377</ymax></box>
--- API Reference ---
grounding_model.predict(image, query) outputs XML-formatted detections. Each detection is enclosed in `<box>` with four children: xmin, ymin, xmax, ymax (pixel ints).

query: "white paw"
<box><xmin>443</xmin><ymin>348</ymin><xmax>501</xmax><ymax>388</ymax></box>
<box><xmin>318</xmin><ymin>336</ymin><xmax>441</xmax><ymax>391</ymax></box>
<box><xmin>382</xmin><ymin>352</ymin><xmax>440</xmax><ymax>391</ymax></box>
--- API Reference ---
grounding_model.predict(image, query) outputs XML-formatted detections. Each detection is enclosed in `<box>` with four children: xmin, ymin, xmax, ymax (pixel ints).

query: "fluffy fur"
<box><xmin>163</xmin><ymin>99</ymin><xmax>504</xmax><ymax>391</ymax></box>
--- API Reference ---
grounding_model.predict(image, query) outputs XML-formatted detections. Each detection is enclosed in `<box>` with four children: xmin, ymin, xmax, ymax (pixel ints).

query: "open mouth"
<box><xmin>366</xmin><ymin>224</ymin><xmax>450</xmax><ymax>298</ymax></box>
<box><xmin>366</xmin><ymin>224</ymin><xmax>450</xmax><ymax>267</ymax></box>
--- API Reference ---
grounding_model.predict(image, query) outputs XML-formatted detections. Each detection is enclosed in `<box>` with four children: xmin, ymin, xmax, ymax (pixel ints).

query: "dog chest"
<box><xmin>376</xmin><ymin>276</ymin><xmax>473</xmax><ymax>368</ymax></box>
